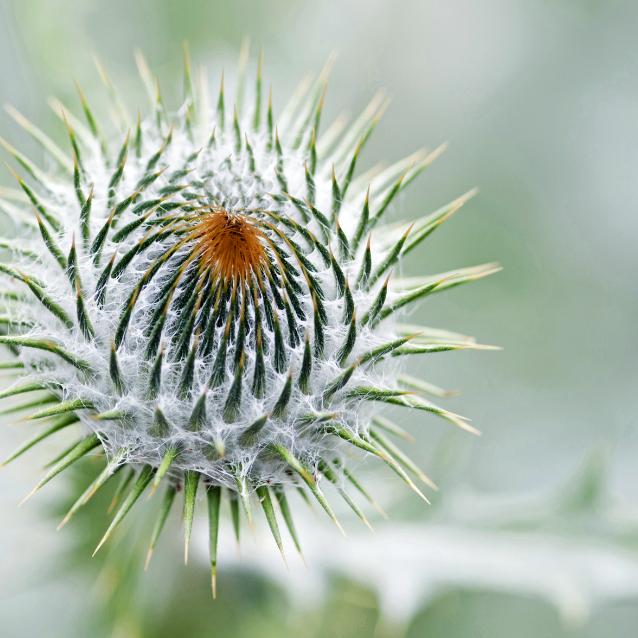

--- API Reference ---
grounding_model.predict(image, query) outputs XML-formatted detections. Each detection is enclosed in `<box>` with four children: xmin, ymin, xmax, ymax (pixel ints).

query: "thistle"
<box><xmin>0</xmin><ymin>46</ymin><xmax>498</xmax><ymax>592</ymax></box>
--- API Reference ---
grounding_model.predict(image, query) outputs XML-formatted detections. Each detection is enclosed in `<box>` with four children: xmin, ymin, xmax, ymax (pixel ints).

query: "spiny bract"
<box><xmin>0</xmin><ymin>47</ymin><xmax>498</xmax><ymax>592</ymax></box>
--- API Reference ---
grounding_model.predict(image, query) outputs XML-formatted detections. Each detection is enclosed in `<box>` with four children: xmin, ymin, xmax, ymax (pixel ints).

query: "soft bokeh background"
<box><xmin>1</xmin><ymin>0</ymin><xmax>637</xmax><ymax>636</ymax></box>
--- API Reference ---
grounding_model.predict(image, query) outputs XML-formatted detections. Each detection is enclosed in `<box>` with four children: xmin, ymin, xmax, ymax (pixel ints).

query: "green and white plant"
<box><xmin>0</xmin><ymin>48</ymin><xmax>498</xmax><ymax>594</ymax></box>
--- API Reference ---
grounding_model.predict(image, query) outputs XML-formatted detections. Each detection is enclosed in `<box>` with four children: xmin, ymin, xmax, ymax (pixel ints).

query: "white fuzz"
<box><xmin>0</xmin><ymin>51</ymin><xmax>498</xmax><ymax>563</ymax></box>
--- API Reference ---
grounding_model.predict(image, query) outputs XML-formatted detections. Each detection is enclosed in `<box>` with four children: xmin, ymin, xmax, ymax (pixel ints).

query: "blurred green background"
<box><xmin>1</xmin><ymin>0</ymin><xmax>637</xmax><ymax>636</ymax></box>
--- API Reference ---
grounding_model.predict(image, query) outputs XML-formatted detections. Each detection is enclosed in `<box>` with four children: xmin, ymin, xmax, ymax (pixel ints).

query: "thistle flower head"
<box><xmin>0</xmin><ymin>47</ymin><xmax>498</xmax><ymax>589</ymax></box>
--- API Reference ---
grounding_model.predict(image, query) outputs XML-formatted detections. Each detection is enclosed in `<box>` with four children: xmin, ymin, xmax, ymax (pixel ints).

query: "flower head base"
<box><xmin>0</xmin><ymin>48</ymin><xmax>498</xmax><ymax>592</ymax></box>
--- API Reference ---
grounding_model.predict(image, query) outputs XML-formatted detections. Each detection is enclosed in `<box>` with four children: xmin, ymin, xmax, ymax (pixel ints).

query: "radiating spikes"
<box><xmin>216</xmin><ymin>71</ymin><xmax>225</xmax><ymax>131</ymax></box>
<box><xmin>318</xmin><ymin>459</ymin><xmax>373</xmax><ymax>531</ymax></box>
<box><xmin>79</xmin><ymin>186</ymin><xmax>94</xmax><ymax>250</ymax></box>
<box><xmin>90</xmin><ymin>209</ymin><xmax>117</xmax><ymax>264</ymax></box>
<box><xmin>251</xmin><ymin>326</ymin><xmax>266</xmax><ymax>398</ymax></box>
<box><xmin>274</xmin><ymin>488</ymin><xmax>303</xmax><ymax>557</ymax></box>
<box><xmin>58</xmin><ymin>448</ymin><xmax>126</xmax><ymax>529</ymax></box>
<box><xmin>223</xmin><ymin>354</ymin><xmax>244</xmax><ymax>423</ymax></box>
<box><xmin>147</xmin><ymin>349</ymin><xmax>164</xmax><ymax>400</ymax></box>
<box><xmin>0</xmin><ymin>270</ymin><xmax>73</xmax><ymax>330</ymax></box>
<box><xmin>16</xmin><ymin>177</ymin><xmax>61</xmax><ymax>231</ymax></box>
<box><xmin>34</xmin><ymin>214</ymin><xmax>66</xmax><ymax>270</ymax></box>
<box><xmin>0</xmin><ymin>393</ymin><xmax>56</xmax><ymax>416</ymax></box>
<box><xmin>93</xmin><ymin>465</ymin><xmax>155</xmax><ymax>556</ymax></box>
<box><xmin>235</xmin><ymin>37</ymin><xmax>250</xmax><ymax>116</ymax></box>
<box><xmin>366</xmin><ymin>149</ymin><xmax>427</xmax><ymax>197</ymax></box>
<box><xmin>274</xmin><ymin>130</ymin><xmax>288</xmax><ymax>192</ymax></box>
<box><xmin>360</xmin><ymin>431</ymin><xmax>431</xmax><ymax>503</ymax></box>
<box><xmin>271</xmin><ymin>371</ymin><xmax>293</xmax><ymax>419</ymax></box>
<box><xmin>367</xmin><ymin>224</ymin><xmax>413</xmax><ymax>289</ymax></box>
<box><xmin>357</xmin><ymin>335</ymin><xmax>415</xmax><ymax>367</ymax></box>
<box><xmin>183</xmin><ymin>470</ymin><xmax>200</xmax><ymax>564</ymax></box>
<box><xmin>400</xmin><ymin>142</ymin><xmax>448</xmax><ymax>190</ymax></box>
<box><xmin>336</xmin><ymin>461</ymin><xmax>388</xmax><ymax>519</ymax></box>
<box><xmin>135</xmin><ymin>49</ymin><xmax>158</xmax><ymax>107</ymax></box>
<box><xmin>94</xmin><ymin>409</ymin><xmax>127</xmax><ymax>421</ymax></box>
<box><xmin>335</xmin><ymin>221</ymin><xmax>350</xmax><ymax>262</ymax></box>
<box><xmin>291</xmin><ymin>78</ymin><xmax>327</xmax><ymax>149</ymax></box>
<box><xmin>397</xmin><ymin>373</ymin><xmax>458</xmax><ymax>398</ymax></box>
<box><xmin>1</xmin><ymin>414</ymin><xmax>77</xmax><ymax>467</ymax></box>
<box><xmin>322</xmin><ymin>364</ymin><xmax>355</xmax><ymax>402</ymax></box>
<box><xmin>145</xmin><ymin>485</ymin><xmax>177</xmax><ymax>570</ymax></box>
<box><xmin>76</xmin><ymin>82</ymin><xmax>109</xmax><ymax>158</ymax></box>
<box><xmin>325</xmin><ymin>422</ymin><xmax>384</xmax><ymax>456</ymax></box>
<box><xmin>5</xmin><ymin>104</ymin><xmax>71</xmax><ymax>172</ymax></box>
<box><xmin>152</xmin><ymin>445</ymin><xmax>178</xmax><ymax>494</ymax></box>
<box><xmin>107</xmin><ymin>346</ymin><xmax>126</xmax><ymax>397</ymax></box>
<box><xmin>23</xmin><ymin>277</ymin><xmax>74</xmax><ymax>329</ymax></box>
<box><xmin>0</xmin><ymin>136</ymin><xmax>48</xmax><ymax>185</ymax></box>
<box><xmin>352</xmin><ymin>191</ymin><xmax>370</xmax><ymax>256</ymax></box>
<box><xmin>188</xmin><ymin>389</ymin><xmax>207</xmax><ymax>432</ymax></box>
<box><xmin>304</xmin><ymin>161</ymin><xmax>316</xmax><ymax>205</ymax></box>
<box><xmin>40</xmin><ymin>436</ymin><xmax>83</xmax><ymax>469</ymax></box>
<box><xmin>94</xmin><ymin>253</ymin><xmax>114</xmax><ymax>307</ymax></box>
<box><xmin>359</xmin><ymin>274</ymin><xmax>390</xmax><ymax>327</ymax></box>
<box><xmin>207</xmin><ymin>485</ymin><xmax>222</xmax><ymax>598</ymax></box>
<box><xmin>342</xmin><ymin>280</ymin><xmax>355</xmax><ymax>326</ymax></box>
<box><xmin>299</xmin><ymin>198</ymin><xmax>330</xmax><ymax>240</ymax></box>
<box><xmin>403</xmin><ymin>189</ymin><xmax>478</xmax><ymax>257</ymax></box>
<box><xmin>340</xmin><ymin>121</ymin><xmax>377</xmax><ymax>199</ymax></box>
<box><xmin>337</xmin><ymin>311</ymin><xmax>357</xmax><ymax>366</ymax></box>
<box><xmin>28</xmin><ymin>397</ymin><xmax>93</xmax><ymax>420</ymax></box>
<box><xmin>233</xmin><ymin>107</ymin><xmax>242</xmax><ymax>154</ymax></box>
<box><xmin>272</xmin><ymin>313</ymin><xmax>287</xmax><ymax>373</ymax></box>
<box><xmin>329</xmin><ymin>249</ymin><xmax>346</xmax><ymax>297</ymax></box>
<box><xmin>308</xmin><ymin>128</ymin><xmax>318</xmax><ymax>176</ymax></box>
<box><xmin>253</xmin><ymin>51</ymin><xmax>263</xmax><ymax>131</ymax></box>
<box><xmin>239</xmin><ymin>414</ymin><xmax>268</xmax><ymax>447</ymax></box>
<box><xmin>93</xmin><ymin>54</ymin><xmax>132</xmax><ymax>130</ymax></box>
<box><xmin>311</xmin><ymin>294</ymin><xmax>324</xmax><ymax>358</ymax></box>
<box><xmin>278</xmin><ymin>72</ymin><xmax>312</xmax><ymax>134</ymax></box>
<box><xmin>330</xmin><ymin>166</ymin><xmax>342</xmax><ymax>223</ymax></box>
<box><xmin>0</xmin><ymin>53</ymin><xmax>497</xmax><ymax>574</ymax></box>
<box><xmin>134</xmin><ymin>111</ymin><xmax>143</xmax><ymax>157</ymax></box>
<box><xmin>108</xmin><ymin>466</ymin><xmax>135</xmax><ymax>513</ymax></box>
<box><xmin>66</xmin><ymin>239</ymin><xmax>78</xmax><ymax>286</ymax></box>
<box><xmin>0</xmin><ymin>380</ymin><xmax>50</xmax><ymax>399</ymax></box>
<box><xmin>369</xmin><ymin>429</ymin><xmax>438</xmax><ymax>490</ymax></box>
<box><xmin>234</xmin><ymin>471</ymin><xmax>252</xmax><ymax>524</ymax></box>
<box><xmin>270</xmin><ymin>444</ymin><xmax>345</xmax><ymax>535</ymax></box>
<box><xmin>21</xmin><ymin>434</ymin><xmax>100</xmax><ymax>505</ymax></box>
<box><xmin>257</xmin><ymin>486</ymin><xmax>286</xmax><ymax>563</ymax></box>
<box><xmin>267</xmin><ymin>87</ymin><xmax>274</xmax><ymax>148</ymax></box>
<box><xmin>375</xmin><ymin>263</ymin><xmax>501</xmax><ymax>325</ymax></box>
<box><xmin>367</xmin><ymin>390</ymin><xmax>480</xmax><ymax>435</ymax></box>
<box><xmin>371</xmin><ymin>414</ymin><xmax>415</xmax><ymax>442</ymax></box>
<box><xmin>182</xmin><ymin>42</ymin><xmax>195</xmax><ymax>132</ymax></box>
<box><xmin>72</xmin><ymin>153</ymin><xmax>84</xmax><ymax>204</ymax></box>
<box><xmin>229</xmin><ymin>491</ymin><xmax>241</xmax><ymax>545</ymax></box>
<box><xmin>328</xmin><ymin>424</ymin><xmax>430</xmax><ymax>503</ymax></box>
<box><xmin>369</xmin><ymin>171</ymin><xmax>406</xmax><ymax>231</ymax></box>
<box><xmin>59</xmin><ymin>108</ymin><xmax>87</xmax><ymax>169</ymax></box>
<box><xmin>178</xmin><ymin>339</ymin><xmax>199</xmax><ymax>399</ymax></box>
<box><xmin>107</xmin><ymin>131</ymin><xmax>130</xmax><ymax>206</ymax></box>
<box><xmin>150</xmin><ymin>407</ymin><xmax>171</xmax><ymax>439</ymax></box>
<box><xmin>325</xmin><ymin>91</ymin><xmax>388</xmax><ymax>165</ymax></box>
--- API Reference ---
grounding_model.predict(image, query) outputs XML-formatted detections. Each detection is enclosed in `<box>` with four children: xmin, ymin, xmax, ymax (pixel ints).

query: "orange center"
<box><xmin>193</xmin><ymin>209</ymin><xmax>266</xmax><ymax>280</ymax></box>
